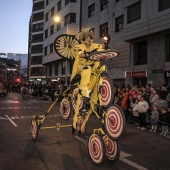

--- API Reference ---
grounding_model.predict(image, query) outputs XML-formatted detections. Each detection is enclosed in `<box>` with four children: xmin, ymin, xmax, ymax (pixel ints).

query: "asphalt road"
<box><xmin>0</xmin><ymin>93</ymin><xmax>170</xmax><ymax>170</ymax></box>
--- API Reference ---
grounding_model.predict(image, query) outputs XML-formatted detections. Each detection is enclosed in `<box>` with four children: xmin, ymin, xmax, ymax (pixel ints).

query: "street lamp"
<box><xmin>54</xmin><ymin>15</ymin><xmax>69</xmax><ymax>86</ymax></box>
<box><xmin>103</xmin><ymin>33</ymin><xmax>110</xmax><ymax>50</ymax></box>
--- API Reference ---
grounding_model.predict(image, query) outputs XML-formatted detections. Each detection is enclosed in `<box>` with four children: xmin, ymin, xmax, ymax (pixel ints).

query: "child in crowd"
<box><xmin>150</xmin><ymin>105</ymin><xmax>159</xmax><ymax>132</ymax></box>
<box><xmin>132</xmin><ymin>98</ymin><xmax>139</xmax><ymax>125</ymax></box>
<box><xmin>114</xmin><ymin>96</ymin><xmax>122</xmax><ymax>106</ymax></box>
<box><xmin>159</xmin><ymin>107</ymin><xmax>169</xmax><ymax>136</ymax></box>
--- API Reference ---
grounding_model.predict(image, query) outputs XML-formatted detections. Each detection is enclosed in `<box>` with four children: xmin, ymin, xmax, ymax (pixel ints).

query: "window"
<box><xmin>55</xmin><ymin>63</ymin><xmax>58</xmax><ymax>75</ymax></box>
<box><xmin>88</xmin><ymin>3</ymin><xmax>95</xmax><ymax>18</ymax></box>
<box><xmin>62</xmin><ymin>60</ymin><xmax>66</xmax><ymax>75</ymax></box>
<box><xmin>44</xmin><ymin>47</ymin><xmax>47</xmax><ymax>56</ymax></box>
<box><xmin>57</xmin><ymin>22</ymin><xmax>61</xmax><ymax>31</ymax></box>
<box><xmin>127</xmin><ymin>1</ymin><xmax>141</xmax><ymax>23</ymax></box>
<box><xmin>158</xmin><ymin>0</ymin><xmax>170</xmax><ymax>12</ymax></box>
<box><xmin>57</xmin><ymin>1</ymin><xmax>61</xmax><ymax>11</ymax></box>
<box><xmin>115</xmin><ymin>15</ymin><xmax>124</xmax><ymax>32</ymax></box>
<box><xmin>45</xmin><ymin>13</ymin><xmax>48</xmax><ymax>22</ymax></box>
<box><xmin>100</xmin><ymin>22</ymin><xmax>108</xmax><ymax>38</ymax></box>
<box><xmin>32</xmin><ymin>56</ymin><xmax>42</xmax><ymax>62</ymax></box>
<box><xmin>45</xmin><ymin>29</ymin><xmax>48</xmax><ymax>39</ymax></box>
<box><xmin>51</xmin><ymin>7</ymin><xmax>54</xmax><ymax>17</ymax></box>
<box><xmin>115</xmin><ymin>0</ymin><xmax>119</xmax><ymax>2</ymax></box>
<box><xmin>166</xmin><ymin>35</ymin><xmax>170</xmax><ymax>62</ymax></box>
<box><xmin>33</xmin><ymin>68</ymin><xmax>42</xmax><ymax>74</ymax></box>
<box><xmin>50</xmin><ymin>25</ymin><xmax>54</xmax><ymax>35</ymax></box>
<box><xmin>50</xmin><ymin>43</ymin><xmax>53</xmax><ymax>53</ymax></box>
<box><xmin>100</xmin><ymin>0</ymin><xmax>108</xmax><ymax>11</ymax></box>
<box><xmin>33</xmin><ymin>23</ymin><xmax>43</xmax><ymax>31</ymax></box>
<box><xmin>65</xmin><ymin>0</ymin><xmax>76</xmax><ymax>6</ymax></box>
<box><xmin>134</xmin><ymin>40</ymin><xmax>147</xmax><ymax>65</ymax></box>
<box><xmin>64</xmin><ymin>13</ymin><xmax>76</xmax><ymax>26</ymax></box>
<box><xmin>49</xmin><ymin>64</ymin><xmax>52</xmax><ymax>76</ymax></box>
<box><xmin>46</xmin><ymin>0</ymin><xmax>49</xmax><ymax>6</ymax></box>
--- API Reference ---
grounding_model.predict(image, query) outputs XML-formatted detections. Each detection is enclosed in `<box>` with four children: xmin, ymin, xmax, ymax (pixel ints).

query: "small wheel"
<box><xmin>103</xmin><ymin>135</ymin><xmax>120</xmax><ymax>162</ymax></box>
<box><xmin>31</xmin><ymin>117</ymin><xmax>39</xmax><ymax>141</ymax></box>
<box><xmin>76</xmin><ymin>115</ymin><xmax>86</xmax><ymax>134</ymax></box>
<box><xmin>99</xmin><ymin>75</ymin><xmax>114</xmax><ymax>108</ymax></box>
<box><xmin>71</xmin><ymin>87</ymin><xmax>83</xmax><ymax>110</ymax></box>
<box><xmin>88</xmin><ymin>134</ymin><xmax>106</xmax><ymax>165</ymax></box>
<box><xmin>104</xmin><ymin>104</ymin><xmax>126</xmax><ymax>140</ymax></box>
<box><xmin>60</xmin><ymin>98</ymin><xmax>72</xmax><ymax>120</ymax></box>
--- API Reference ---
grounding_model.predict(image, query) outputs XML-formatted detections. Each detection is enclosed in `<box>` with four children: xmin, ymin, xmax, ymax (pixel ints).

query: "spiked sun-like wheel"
<box><xmin>54</xmin><ymin>34</ymin><xmax>80</xmax><ymax>59</ymax></box>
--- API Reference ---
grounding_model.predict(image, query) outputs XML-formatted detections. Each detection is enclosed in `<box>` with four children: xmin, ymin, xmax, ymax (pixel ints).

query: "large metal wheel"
<box><xmin>104</xmin><ymin>104</ymin><xmax>126</xmax><ymax>140</ymax></box>
<box><xmin>71</xmin><ymin>87</ymin><xmax>83</xmax><ymax>111</ymax></box>
<box><xmin>54</xmin><ymin>34</ymin><xmax>80</xmax><ymax>59</ymax></box>
<box><xmin>76</xmin><ymin>115</ymin><xmax>86</xmax><ymax>134</ymax></box>
<box><xmin>99</xmin><ymin>75</ymin><xmax>114</xmax><ymax>108</ymax></box>
<box><xmin>60</xmin><ymin>98</ymin><xmax>72</xmax><ymax>120</ymax></box>
<box><xmin>88</xmin><ymin>134</ymin><xmax>106</xmax><ymax>165</ymax></box>
<box><xmin>31</xmin><ymin>117</ymin><xmax>39</xmax><ymax>141</ymax></box>
<box><xmin>103</xmin><ymin>135</ymin><xmax>120</xmax><ymax>162</ymax></box>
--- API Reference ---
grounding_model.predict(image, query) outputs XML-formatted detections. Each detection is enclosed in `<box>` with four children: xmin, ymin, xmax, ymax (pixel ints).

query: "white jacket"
<box><xmin>137</xmin><ymin>101</ymin><xmax>149</xmax><ymax>113</ymax></box>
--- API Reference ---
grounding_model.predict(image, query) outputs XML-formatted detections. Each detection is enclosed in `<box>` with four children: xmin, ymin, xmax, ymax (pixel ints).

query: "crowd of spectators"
<box><xmin>113</xmin><ymin>84</ymin><xmax>170</xmax><ymax>136</ymax></box>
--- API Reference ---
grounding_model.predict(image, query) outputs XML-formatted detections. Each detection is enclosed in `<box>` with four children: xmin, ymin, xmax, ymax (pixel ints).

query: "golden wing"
<box><xmin>54</xmin><ymin>34</ymin><xmax>80</xmax><ymax>60</ymax></box>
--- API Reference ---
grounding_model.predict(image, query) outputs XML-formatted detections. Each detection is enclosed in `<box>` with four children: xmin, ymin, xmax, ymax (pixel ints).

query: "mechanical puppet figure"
<box><xmin>71</xmin><ymin>27</ymin><xmax>105</xmax><ymax>132</ymax></box>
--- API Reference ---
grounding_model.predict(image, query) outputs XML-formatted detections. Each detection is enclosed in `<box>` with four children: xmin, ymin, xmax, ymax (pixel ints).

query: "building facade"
<box><xmin>42</xmin><ymin>0</ymin><xmax>80</xmax><ymax>84</ymax></box>
<box><xmin>29</xmin><ymin>0</ymin><xmax>46</xmax><ymax>85</ymax></box>
<box><xmin>81</xmin><ymin>0</ymin><xmax>170</xmax><ymax>88</ymax></box>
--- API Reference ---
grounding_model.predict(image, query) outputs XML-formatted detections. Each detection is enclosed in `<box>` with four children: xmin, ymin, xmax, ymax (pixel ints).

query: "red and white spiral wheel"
<box><xmin>76</xmin><ymin>115</ymin><xmax>86</xmax><ymax>134</ymax></box>
<box><xmin>103</xmin><ymin>135</ymin><xmax>120</xmax><ymax>161</ymax></box>
<box><xmin>99</xmin><ymin>76</ymin><xmax>114</xmax><ymax>108</ymax></box>
<box><xmin>104</xmin><ymin>104</ymin><xmax>126</xmax><ymax>140</ymax></box>
<box><xmin>88</xmin><ymin>134</ymin><xmax>106</xmax><ymax>165</ymax></box>
<box><xmin>60</xmin><ymin>98</ymin><xmax>71</xmax><ymax>120</ymax></box>
<box><xmin>71</xmin><ymin>87</ymin><xmax>83</xmax><ymax>110</ymax></box>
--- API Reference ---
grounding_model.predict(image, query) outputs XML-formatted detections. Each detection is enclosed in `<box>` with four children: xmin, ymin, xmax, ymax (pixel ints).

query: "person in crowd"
<box><xmin>159</xmin><ymin>107</ymin><xmax>169</xmax><ymax>136</ymax></box>
<box><xmin>132</xmin><ymin>98</ymin><xmax>139</xmax><ymax>125</ymax></box>
<box><xmin>129</xmin><ymin>86</ymin><xmax>140</xmax><ymax>99</ymax></box>
<box><xmin>121</xmin><ymin>92</ymin><xmax>128</xmax><ymax>121</ymax></box>
<box><xmin>159</xmin><ymin>85</ymin><xmax>168</xmax><ymax>100</ymax></box>
<box><xmin>137</xmin><ymin>95</ymin><xmax>149</xmax><ymax>130</ymax></box>
<box><xmin>150</xmin><ymin>87</ymin><xmax>159</xmax><ymax>110</ymax></box>
<box><xmin>150</xmin><ymin>105</ymin><xmax>159</xmax><ymax>132</ymax></box>
<box><xmin>114</xmin><ymin>96</ymin><xmax>122</xmax><ymax>106</ymax></box>
<box><xmin>155</xmin><ymin>95</ymin><xmax>168</xmax><ymax>110</ymax></box>
<box><xmin>127</xmin><ymin>94</ymin><xmax>135</xmax><ymax>123</ymax></box>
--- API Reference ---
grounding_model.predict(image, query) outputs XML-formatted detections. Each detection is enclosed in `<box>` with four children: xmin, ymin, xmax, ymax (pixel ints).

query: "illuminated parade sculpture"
<box><xmin>31</xmin><ymin>28</ymin><xmax>126</xmax><ymax>165</ymax></box>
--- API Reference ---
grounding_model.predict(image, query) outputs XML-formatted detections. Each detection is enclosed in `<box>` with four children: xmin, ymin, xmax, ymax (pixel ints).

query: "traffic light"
<box><xmin>16</xmin><ymin>78</ymin><xmax>20</xmax><ymax>82</ymax></box>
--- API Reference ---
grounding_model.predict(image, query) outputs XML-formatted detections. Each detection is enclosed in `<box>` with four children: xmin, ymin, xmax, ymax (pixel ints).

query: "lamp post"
<box><xmin>54</xmin><ymin>16</ymin><xmax>68</xmax><ymax>86</ymax></box>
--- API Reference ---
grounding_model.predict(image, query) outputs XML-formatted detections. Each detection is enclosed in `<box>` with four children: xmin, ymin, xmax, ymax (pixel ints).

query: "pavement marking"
<box><xmin>5</xmin><ymin>115</ymin><xmax>18</xmax><ymax>127</ymax></box>
<box><xmin>120</xmin><ymin>152</ymin><xmax>148</xmax><ymax>170</ymax></box>
<box><xmin>0</xmin><ymin>100</ymin><xmax>20</xmax><ymax>103</ymax></box>
<box><xmin>75</xmin><ymin>135</ymin><xmax>88</xmax><ymax>145</ymax></box>
<box><xmin>75</xmin><ymin>135</ymin><xmax>148</xmax><ymax>170</ymax></box>
<box><xmin>0</xmin><ymin>107</ymin><xmax>38</xmax><ymax>109</ymax></box>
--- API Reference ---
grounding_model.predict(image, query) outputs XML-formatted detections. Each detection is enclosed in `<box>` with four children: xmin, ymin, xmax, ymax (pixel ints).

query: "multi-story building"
<box><xmin>29</xmin><ymin>0</ymin><xmax>46</xmax><ymax>85</ymax></box>
<box><xmin>43</xmin><ymin>0</ymin><xmax>80</xmax><ymax>84</ymax></box>
<box><xmin>81</xmin><ymin>0</ymin><xmax>170</xmax><ymax>88</ymax></box>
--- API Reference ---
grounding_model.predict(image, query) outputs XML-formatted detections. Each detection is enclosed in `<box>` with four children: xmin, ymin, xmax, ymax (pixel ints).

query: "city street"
<box><xmin>0</xmin><ymin>93</ymin><xmax>170</xmax><ymax>170</ymax></box>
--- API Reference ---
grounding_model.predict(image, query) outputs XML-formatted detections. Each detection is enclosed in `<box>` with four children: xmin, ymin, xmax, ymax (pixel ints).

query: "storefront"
<box><xmin>125</xmin><ymin>71</ymin><xmax>147</xmax><ymax>87</ymax></box>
